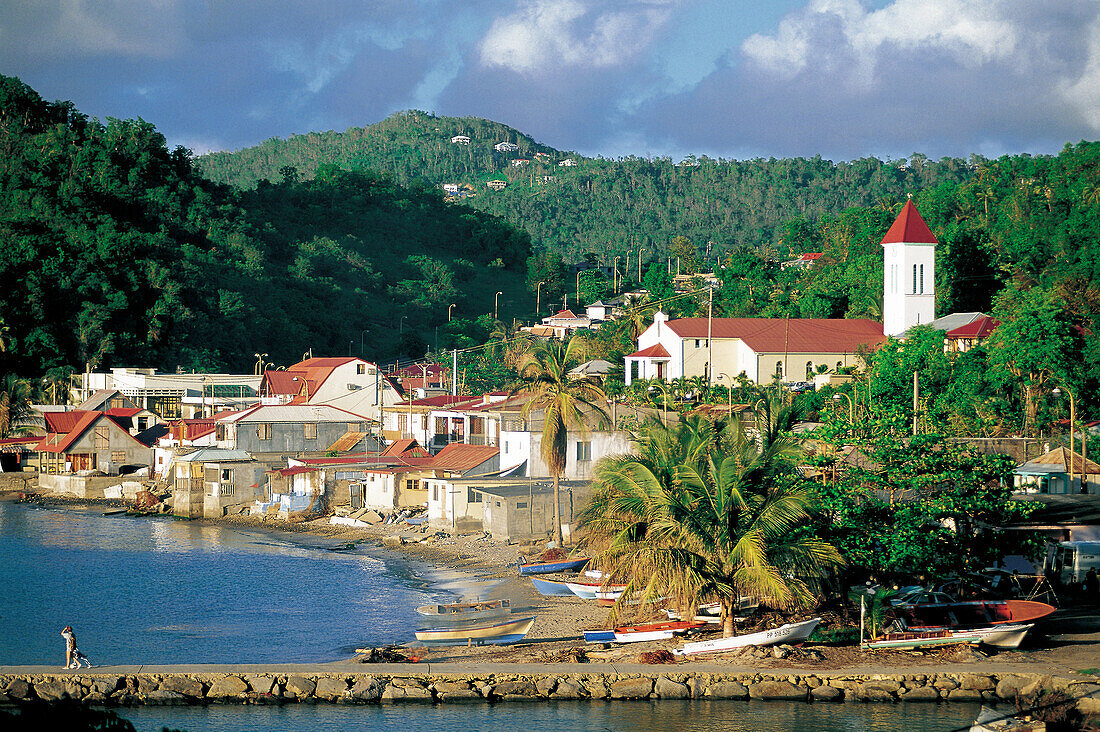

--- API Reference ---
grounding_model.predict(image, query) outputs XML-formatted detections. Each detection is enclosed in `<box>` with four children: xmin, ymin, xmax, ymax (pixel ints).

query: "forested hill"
<box><xmin>0</xmin><ymin>77</ymin><xmax>530</xmax><ymax>378</ymax></box>
<box><xmin>196</xmin><ymin>110</ymin><xmax>976</xmax><ymax>260</ymax></box>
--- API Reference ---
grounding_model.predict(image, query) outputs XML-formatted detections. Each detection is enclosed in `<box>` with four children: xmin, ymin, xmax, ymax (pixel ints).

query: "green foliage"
<box><xmin>810</xmin><ymin>413</ymin><xmax>1040</xmax><ymax>579</ymax></box>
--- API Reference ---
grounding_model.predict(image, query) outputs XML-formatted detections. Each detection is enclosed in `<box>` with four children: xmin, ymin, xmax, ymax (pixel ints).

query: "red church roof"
<box><xmin>945</xmin><ymin>315</ymin><xmax>999</xmax><ymax>339</ymax></box>
<box><xmin>664</xmin><ymin>318</ymin><xmax>885</xmax><ymax>354</ymax></box>
<box><xmin>881</xmin><ymin>200</ymin><xmax>938</xmax><ymax>245</ymax></box>
<box><xmin>625</xmin><ymin>343</ymin><xmax>671</xmax><ymax>359</ymax></box>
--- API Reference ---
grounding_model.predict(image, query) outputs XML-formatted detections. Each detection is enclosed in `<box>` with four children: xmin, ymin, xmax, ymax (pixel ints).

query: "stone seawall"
<box><xmin>3</xmin><ymin>669</ymin><xmax>1099</xmax><ymax>713</ymax></box>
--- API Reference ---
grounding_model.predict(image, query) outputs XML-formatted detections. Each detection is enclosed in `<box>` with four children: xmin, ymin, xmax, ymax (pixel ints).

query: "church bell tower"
<box><xmin>882</xmin><ymin>198</ymin><xmax>937</xmax><ymax>337</ymax></box>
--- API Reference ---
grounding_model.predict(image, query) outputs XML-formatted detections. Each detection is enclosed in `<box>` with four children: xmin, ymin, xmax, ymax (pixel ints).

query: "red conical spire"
<box><xmin>881</xmin><ymin>199</ymin><xmax>938</xmax><ymax>245</ymax></box>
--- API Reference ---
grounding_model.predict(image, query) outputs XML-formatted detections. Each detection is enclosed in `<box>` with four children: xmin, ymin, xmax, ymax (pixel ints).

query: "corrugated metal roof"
<box><xmin>327</xmin><ymin>431</ymin><xmax>367</xmax><ymax>452</ymax></box>
<box><xmin>174</xmin><ymin>448</ymin><xmax>253</xmax><ymax>462</ymax></box>
<box><xmin>431</xmin><ymin>443</ymin><xmax>499</xmax><ymax>471</ymax></box>
<box><xmin>221</xmin><ymin>404</ymin><xmax>370</xmax><ymax>423</ymax></box>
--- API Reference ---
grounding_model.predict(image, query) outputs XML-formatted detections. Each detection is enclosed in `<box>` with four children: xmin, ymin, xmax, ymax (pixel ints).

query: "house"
<box><xmin>558</xmin><ymin>159</ymin><xmax>577</xmax><ymax>167</ymax></box>
<box><xmin>73</xmin><ymin>368</ymin><xmax>261</xmax><ymax>419</ymax></box>
<box><xmin>585</xmin><ymin>298</ymin><xmax>624</xmax><ymax>322</ymax></box>
<box><xmin>494</xmin><ymin>142</ymin><xmax>519</xmax><ymax>152</ymax></box>
<box><xmin>511</xmin><ymin>159</ymin><xmax>530</xmax><ymax>167</ymax></box>
<box><xmin>486</xmin><ymin>179</ymin><xmax>508</xmax><ymax>190</ymax></box>
<box><xmin>450</xmin><ymin>135</ymin><xmax>470</xmax><ymax>145</ymax></box>
<box><xmin>473</xmin><ymin>479</ymin><xmax>590</xmax><ymax>542</ymax></box>
<box><xmin>533</xmin><ymin>152</ymin><xmax>551</xmax><ymax>161</ymax></box>
<box><xmin>568</xmin><ymin>360</ymin><xmax>616</xmax><ymax>383</ymax></box>
<box><xmin>420</xmin><ymin>393</ymin><xmax>510</xmax><ymax>452</ymax></box>
<box><xmin>394</xmin><ymin>363</ymin><xmax>449</xmax><ymax>394</ymax></box>
<box><xmin>442</xmin><ymin>183</ymin><xmax>460</xmax><ymax>195</ymax></box>
<box><xmin>0</xmin><ymin>436</ymin><xmax>40</xmax><ymax>472</ymax></box>
<box><xmin>672</xmin><ymin>272</ymin><xmax>722</xmax><ymax>293</ymax></box>
<box><xmin>624</xmin><ymin>311</ymin><xmax>885</xmax><ymax>385</ymax></box>
<box><xmin>37</xmin><ymin>411</ymin><xmax>153</xmax><ymax>476</ymax></box>
<box><xmin>383</xmin><ymin>394</ymin><xmax>482</xmax><ymax>446</ymax></box>
<box><xmin>534</xmin><ymin>309</ymin><xmax>592</xmax><ymax>339</ymax></box>
<box><xmin>356</xmin><ymin>442</ymin><xmax>497</xmax><ymax>512</ymax></box>
<box><xmin>780</xmin><ymin>252</ymin><xmax>823</xmax><ymax>270</ymax></box>
<box><xmin>1014</xmin><ymin>447</ymin><xmax>1100</xmax><ymax>496</ymax></box>
<box><xmin>498</xmin><ymin>402</ymin><xmax>637</xmax><ymax>481</ymax></box>
<box><xmin>259</xmin><ymin>357</ymin><xmax>403</xmax><ymax>424</ymax></box>
<box><xmin>914</xmin><ymin>312</ymin><xmax>1000</xmax><ymax>352</ymax></box>
<box><xmin>170</xmin><ymin>447</ymin><xmax>263</xmax><ymax>518</ymax></box>
<box><xmin>254</xmin><ymin>465</ymin><xmax>326</xmax><ymax>519</ymax></box>
<box><xmin>213</xmin><ymin>404</ymin><xmax>379</xmax><ymax>458</ymax></box>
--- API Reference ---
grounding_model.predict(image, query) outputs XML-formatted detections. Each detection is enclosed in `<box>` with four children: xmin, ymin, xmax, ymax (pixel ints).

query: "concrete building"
<box><xmin>882</xmin><ymin>199</ymin><xmax>937</xmax><ymax>337</ymax></box>
<box><xmin>170</xmin><ymin>447</ymin><xmax>264</xmax><ymax>519</ymax></box>
<box><xmin>259</xmin><ymin>357</ymin><xmax>403</xmax><ymax>425</ymax></box>
<box><xmin>73</xmin><ymin>368</ymin><xmax>261</xmax><ymax>419</ymax></box>
<box><xmin>213</xmin><ymin>404</ymin><xmax>379</xmax><ymax>458</ymax></box>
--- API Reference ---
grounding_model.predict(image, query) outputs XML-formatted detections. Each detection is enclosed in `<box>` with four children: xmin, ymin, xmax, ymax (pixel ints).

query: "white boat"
<box><xmin>415</xmin><ymin>598</ymin><xmax>511</xmax><ymax>622</ymax></box>
<box><xmin>672</xmin><ymin>617</ymin><xmax>821</xmax><ymax>656</ymax></box>
<box><xmin>565</xmin><ymin>580</ymin><xmax>626</xmax><ymax>600</ymax></box>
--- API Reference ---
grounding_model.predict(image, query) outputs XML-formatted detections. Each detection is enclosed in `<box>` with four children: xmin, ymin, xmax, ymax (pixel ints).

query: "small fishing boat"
<box><xmin>583</xmin><ymin>620</ymin><xmax>705</xmax><ymax>644</ymax></box>
<box><xmin>663</xmin><ymin>597</ymin><xmax>759</xmax><ymax>622</ymax></box>
<box><xmin>673</xmin><ymin>617</ymin><xmax>821</xmax><ymax>656</ymax></box>
<box><xmin>414</xmin><ymin>616</ymin><xmax>536</xmax><ymax>645</ymax></box>
<box><xmin>877</xmin><ymin>623</ymin><xmax>1035</xmax><ymax>650</ymax></box>
<box><xmin>892</xmin><ymin>599</ymin><xmax>1054</xmax><ymax>628</ymax></box>
<box><xmin>517</xmin><ymin>555</ymin><xmax>590</xmax><ymax>575</ymax></box>
<box><xmin>530</xmin><ymin>577</ymin><xmax>577</xmax><ymax>596</ymax></box>
<box><xmin>862</xmin><ymin>629</ymin><xmax>983</xmax><ymax>650</ymax></box>
<box><xmin>415</xmin><ymin>599</ymin><xmax>511</xmax><ymax>622</ymax></box>
<box><xmin>565</xmin><ymin>580</ymin><xmax>628</xmax><ymax>600</ymax></box>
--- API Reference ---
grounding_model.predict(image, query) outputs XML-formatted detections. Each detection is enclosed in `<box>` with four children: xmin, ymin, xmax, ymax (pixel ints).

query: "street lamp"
<box><xmin>253</xmin><ymin>353</ymin><xmax>268</xmax><ymax>376</ymax></box>
<box><xmin>833</xmin><ymin>392</ymin><xmax>854</xmax><ymax>424</ymax></box>
<box><xmin>494</xmin><ymin>291</ymin><xmax>503</xmax><ymax>320</ymax></box>
<box><xmin>1053</xmin><ymin>386</ymin><xmax>1078</xmax><ymax>489</ymax></box>
<box><xmin>399</xmin><ymin>316</ymin><xmax>408</xmax><ymax>335</ymax></box>
<box><xmin>638</xmin><ymin>248</ymin><xmax>645</xmax><ymax>281</ymax></box>
<box><xmin>536</xmin><ymin>281</ymin><xmax>546</xmax><ymax>316</ymax></box>
<box><xmin>360</xmin><ymin>328</ymin><xmax>369</xmax><ymax>356</ymax></box>
<box><xmin>448</xmin><ymin>303</ymin><xmax>457</xmax><ymax>322</ymax></box>
<box><xmin>291</xmin><ymin>376</ymin><xmax>309</xmax><ymax>401</ymax></box>
<box><xmin>614</xmin><ymin>256</ymin><xmax>621</xmax><ymax>293</ymax></box>
<box><xmin>718</xmin><ymin>372</ymin><xmax>733</xmax><ymax>414</ymax></box>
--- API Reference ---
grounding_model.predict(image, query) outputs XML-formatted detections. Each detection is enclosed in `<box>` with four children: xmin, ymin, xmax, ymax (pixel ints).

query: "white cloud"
<box><xmin>1058</xmin><ymin>15</ymin><xmax>1100</xmax><ymax>129</ymax></box>
<box><xmin>742</xmin><ymin>0</ymin><xmax>1020</xmax><ymax>82</ymax></box>
<box><xmin>478</xmin><ymin>0</ymin><xmax>675</xmax><ymax>73</ymax></box>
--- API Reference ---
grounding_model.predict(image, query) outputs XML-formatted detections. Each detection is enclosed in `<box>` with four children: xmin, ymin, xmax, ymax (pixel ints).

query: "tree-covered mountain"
<box><xmin>196</xmin><ymin>110</ymin><xmax>977</xmax><ymax>263</ymax></box>
<box><xmin>0</xmin><ymin>76</ymin><xmax>530</xmax><ymax>379</ymax></box>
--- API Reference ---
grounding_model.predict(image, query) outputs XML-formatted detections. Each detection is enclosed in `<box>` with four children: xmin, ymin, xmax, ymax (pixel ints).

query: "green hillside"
<box><xmin>196</xmin><ymin>111</ymin><xmax>974</xmax><ymax>262</ymax></box>
<box><xmin>0</xmin><ymin>77</ymin><xmax>530</xmax><ymax>378</ymax></box>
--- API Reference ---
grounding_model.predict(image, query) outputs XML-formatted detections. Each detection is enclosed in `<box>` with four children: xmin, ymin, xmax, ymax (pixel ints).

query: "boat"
<box><xmin>969</xmin><ymin>705</ymin><xmax>1044</xmax><ymax>732</ymax></box>
<box><xmin>862</xmin><ymin>629</ymin><xmax>983</xmax><ymax>650</ymax></box>
<box><xmin>892</xmin><ymin>599</ymin><xmax>1055</xmax><ymax>628</ymax></box>
<box><xmin>875</xmin><ymin>623</ymin><xmax>1035</xmax><ymax>650</ymax></box>
<box><xmin>672</xmin><ymin>617</ymin><xmax>821</xmax><ymax>656</ymax></box>
<box><xmin>517</xmin><ymin>555</ymin><xmax>590</xmax><ymax>575</ymax></box>
<box><xmin>404</xmin><ymin>515</ymin><xmax>428</xmax><ymax>525</ymax></box>
<box><xmin>415</xmin><ymin>599</ymin><xmax>511</xmax><ymax>622</ymax></box>
<box><xmin>530</xmin><ymin>577</ymin><xmax>577</xmax><ymax>596</ymax></box>
<box><xmin>414</xmin><ymin>616</ymin><xmax>536</xmax><ymax>645</ymax></box>
<box><xmin>565</xmin><ymin>580</ymin><xmax>628</xmax><ymax>600</ymax></box>
<box><xmin>664</xmin><ymin>597</ymin><xmax>759</xmax><ymax>622</ymax></box>
<box><xmin>583</xmin><ymin>620</ymin><xmax>705</xmax><ymax>644</ymax></box>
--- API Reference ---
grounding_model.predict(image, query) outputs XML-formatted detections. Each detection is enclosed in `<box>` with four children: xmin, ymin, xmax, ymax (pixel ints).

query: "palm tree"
<box><xmin>512</xmin><ymin>338</ymin><xmax>609</xmax><ymax>545</ymax></box>
<box><xmin>582</xmin><ymin>417</ymin><xmax>843</xmax><ymax>636</ymax></box>
<box><xmin>0</xmin><ymin>375</ymin><xmax>36</xmax><ymax>437</ymax></box>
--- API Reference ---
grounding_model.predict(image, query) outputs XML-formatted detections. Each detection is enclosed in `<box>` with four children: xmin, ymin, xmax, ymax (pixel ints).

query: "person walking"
<box><xmin>61</xmin><ymin>625</ymin><xmax>91</xmax><ymax>669</ymax></box>
<box><xmin>1086</xmin><ymin>567</ymin><xmax>1099</xmax><ymax>600</ymax></box>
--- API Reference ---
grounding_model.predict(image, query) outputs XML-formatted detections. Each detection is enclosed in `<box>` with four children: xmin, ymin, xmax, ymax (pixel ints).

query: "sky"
<box><xmin>1</xmin><ymin>0</ymin><xmax>1098</xmax><ymax>162</ymax></box>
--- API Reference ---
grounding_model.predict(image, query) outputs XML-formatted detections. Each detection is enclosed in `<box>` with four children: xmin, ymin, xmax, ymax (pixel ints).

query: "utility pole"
<box><xmin>707</xmin><ymin>285</ymin><xmax>714</xmax><ymax>387</ymax></box>
<box><xmin>912</xmin><ymin>371</ymin><xmax>919</xmax><ymax>435</ymax></box>
<box><xmin>452</xmin><ymin>349</ymin><xmax>458</xmax><ymax>396</ymax></box>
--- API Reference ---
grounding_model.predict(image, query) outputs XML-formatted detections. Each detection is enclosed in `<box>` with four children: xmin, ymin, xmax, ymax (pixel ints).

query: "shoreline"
<box><xmin>9</xmin><ymin>492</ymin><xmax>1100</xmax><ymax>680</ymax></box>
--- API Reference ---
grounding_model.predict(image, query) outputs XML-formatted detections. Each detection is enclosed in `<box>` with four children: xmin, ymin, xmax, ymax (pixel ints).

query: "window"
<box><xmin>468</xmin><ymin>488</ymin><xmax>482</xmax><ymax>503</ymax></box>
<box><xmin>406</xmin><ymin>479</ymin><xmax>419</xmax><ymax>493</ymax></box>
<box><xmin>357</xmin><ymin>364</ymin><xmax>366</xmax><ymax>375</ymax></box>
<box><xmin>919</xmin><ymin>264</ymin><xmax>925</xmax><ymax>294</ymax></box>
<box><xmin>836</xmin><ymin>361</ymin><xmax>842</xmax><ymax>371</ymax></box>
<box><xmin>433</xmin><ymin>485</ymin><xmax>439</xmax><ymax>502</ymax></box>
<box><xmin>805</xmin><ymin>361</ymin><xmax>813</xmax><ymax>379</ymax></box>
<box><xmin>111</xmin><ymin>451</ymin><xmax>125</xmax><ymax>463</ymax></box>
<box><xmin>94</xmin><ymin>427</ymin><xmax>109</xmax><ymax>449</ymax></box>
<box><xmin>517</xmin><ymin>501</ymin><xmax>528</xmax><ymax>509</ymax></box>
<box><xmin>912</xmin><ymin>264</ymin><xmax>918</xmax><ymax>294</ymax></box>
<box><xmin>576</xmin><ymin>441</ymin><xmax>592</xmax><ymax>462</ymax></box>
<box><xmin>304</xmin><ymin>423</ymin><xmax>317</xmax><ymax>440</ymax></box>
<box><xmin>257</xmin><ymin>423</ymin><xmax>271</xmax><ymax>440</ymax></box>
<box><xmin>775</xmin><ymin>361</ymin><xmax>784</xmax><ymax>378</ymax></box>
<box><xmin>221</xmin><ymin>468</ymin><xmax>232</xmax><ymax>482</ymax></box>
<box><xmin>216</xmin><ymin>424</ymin><xmax>227</xmax><ymax>441</ymax></box>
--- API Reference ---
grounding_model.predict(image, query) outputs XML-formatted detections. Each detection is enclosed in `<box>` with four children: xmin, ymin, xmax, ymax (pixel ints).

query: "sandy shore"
<box><xmin>12</xmin><ymin>493</ymin><xmax>1100</xmax><ymax>675</ymax></box>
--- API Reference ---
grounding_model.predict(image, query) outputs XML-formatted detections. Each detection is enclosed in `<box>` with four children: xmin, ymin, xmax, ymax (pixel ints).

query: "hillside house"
<box><xmin>494</xmin><ymin>142</ymin><xmax>519</xmax><ymax>152</ymax></box>
<box><xmin>1014</xmin><ymin>447</ymin><xmax>1100</xmax><ymax>496</ymax></box>
<box><xmin>558</xmin><ymin>159</ymin><xmax>577</xmax><ymax>167</ymax></box>
<box><xmin>486</xmin><ymin>179</ymin><xmax>508</xmax><ymax>190</ymax></box>
<box><xmin>511</xmin><ymin>159</ymin><xmax>530</xmax><ymax>167</ymax></box>
<box><xmin>259</xmin><ymin>357</ymin><xmax>403</xmax><ymax>424</ymax></box>
<box><xmin>780</xmin><ymin>252</ymin><xmax>823</xmax><ymax>270</ymax></box>
<box><xmin>586</xmin><ymin>298</ymin><xmax>624</xmax><ymax>322</ymax></box>
<box><xmin>450</xmin><ymin>135</ymin><xmax>470</xmax><ymax>145</ymax></box>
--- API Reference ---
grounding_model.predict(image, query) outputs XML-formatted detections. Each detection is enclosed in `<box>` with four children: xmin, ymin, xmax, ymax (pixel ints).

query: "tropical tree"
<box><xmin>582</xmin><ymin>416</ymin><xmax>844</xmax><ymax>636</ymax></box>
<box><xmin>0</xmin><ymin>375</ymin><xmax>36</xmax><ymax>437</ymax></box>
<box><xmin>512</xmin><ymin>338</ymin><xmax>609</xmax><ymax>544</ymax></box>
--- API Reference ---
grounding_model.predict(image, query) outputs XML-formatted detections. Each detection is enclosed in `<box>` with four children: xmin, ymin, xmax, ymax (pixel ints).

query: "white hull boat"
<box><xmin>673</xmin><ymin>618</ymin><xmax>821</xmax><ymax>656</ymax></box>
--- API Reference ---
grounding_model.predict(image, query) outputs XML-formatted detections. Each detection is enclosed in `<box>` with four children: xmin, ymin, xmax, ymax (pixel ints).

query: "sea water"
<box><xmin>0</xmin><ymin>501</ymin><xmax>985</xmax><ymax>731</ymax></box>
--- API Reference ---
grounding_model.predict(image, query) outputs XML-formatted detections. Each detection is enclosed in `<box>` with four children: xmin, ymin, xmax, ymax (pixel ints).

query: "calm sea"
<box><xmin>0</xmin><ymin>501</ymin><xmax>987</xmax><ymax>731</ymax></box>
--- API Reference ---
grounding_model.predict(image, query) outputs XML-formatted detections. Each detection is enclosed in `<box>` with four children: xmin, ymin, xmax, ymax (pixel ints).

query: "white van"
<box><xmin>1046</xmin><ymin>541</ymin><xmax>1100</xmax><ymax>587</ymax></box>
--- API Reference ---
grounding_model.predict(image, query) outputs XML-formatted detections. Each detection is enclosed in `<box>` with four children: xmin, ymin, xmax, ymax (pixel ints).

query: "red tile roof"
<box><xmin>105</xmin><ymin>408</ymin><xmax>142</xmax><ymax>418</ymax></box>
<box><xmin>880</xmin><ymin>200</ymin><xmax>938</xmax><ymax>245</ymax></box>
<box><xmin>945</xmin><ymin>315</ymin><xmax>999</xmax><ymax>339</ymax></box>
<box><xmin>663</xmin><ymin>318</ymin><xmax>885</xmax><ymax>354</ymax></box>
<box><xmin>36</xmin><ymin>413</ymin><xmax>143</xmax><ymax>454</ymax></box>
<box><xmin>381</xmin><ymin>439</ymin><xmax>430</xmax><ymax>458</ymax></box>
<box><xmin>625</xmin><ymin>343</ymin><xmax>671</xmax><ymax>359</ymax></box>
<box><xmin>397</xmin><ymin>394</ymin><xmax>480</xmax><ymax>409</ymax></box>
<box><xmin>44</xmin><ymin>410</ymin><xmax>93</xmax><ymax>434</ymax></box>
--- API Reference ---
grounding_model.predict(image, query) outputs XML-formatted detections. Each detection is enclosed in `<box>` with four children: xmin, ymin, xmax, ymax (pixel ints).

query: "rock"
<box><xmin>350</xmin><ymin>677</ymin><xmax>381</xmax><ymax>701</ymax></box>
<box><xmin>381</xmin><ymin>683</ymin><xmax>432</xmax><ymax>701</ymax></box>
<box><xmin>315</xmin><ymin>677</ymin><xmax>349</xmax><ymax>700</ymax></box>
<box><xmin>772</xmin><ymin>646</ymin><xmax>791</xmax><ymax>659</ymax></box>
<box><xmin>899</xmin><ymin>686</ymin><xmax>939</xmax><ymax>702</ymax></box>
<box><xmin>136</xmin><ymin>676</ymin><xmax>161</xmax><ymax>694</ymax></box>
<box><xmin>705</xmin><ymin>681</ymin><xmax>749</xmax><ymax>699</ymax></box>
<box><xmin>747</xmin><ymin>681</ymin><xmax>807</xmax><ymax>701</ymax></box>
<box><xmin>995</xmin><ymin>675</ymin><xmax>1038</xmax><ymax>700</ymax></box>
<box><xmin>284</xmin><ymin>676</ymin><xmax>317</xmax><ymax>699</ymax></box>
<box><xmin>208</xmin><ymin>675</ymin><xmax>250</xmax><ymax>699</ymax></box>
<box><xmin>33</xmin><ymin>680</ymin><xmax>68</xmax><ymax>701</ymax></box>
<box><xmin>961</xmin><ymin>675</ymin><xmax>995</xmax><ymax>691</ymax></box>
<box><xmin>92</xmin><ymin>677</ymin><xmax>123</xmax><ymax>695</ymax></box>
<box><xmin>584</xmin><ymin>680</ymin><xmax>609</xmax><ymax>699</ymax></box>
<box><xmin>655</xmin><ymin>677</ymin><xmax>690</xmax><ymax>699</ymax></box>
<box><xmin>160</xmin><ymin>675</ymin><xmax>204</xmax><ymax>698</ymax></box>
<box><xmin>946</xmin><ymin>688</ymin><xmax>984</xmax><ymax>702</ymax></box>
<box><xmin>550</xmin><ymin>679</ymin><xmax>585</xmax><ymax>699</ymax></box>
<box><xmin>434</xmin><ymin>681</ymin><xmax>479</xmax><ymax>701</ymax></box>
<box><xmin>144</xmin><ymin>689</ymin><xmax>189</xmax><ymax>705</ymax></box>
<box><xmin>4</xmin><ymin>679</ymin><xmax>32</xmax><ymax>700</ymax></box>
<box><xmin>610</xmin><ymin>677</ymin><xmax>654</xmax><ymax>699</ymax></box>
<box><xmin>810</xmin><ymin>685</ymin><xmax>843</xmax><ymax>702</ymax></box>
<box><xmin>491</xmin><ymin>680</ymin><xmax>538</xmax><ymax>699</ymax></box>
<box><xmin>382</xmin><ymin>536</ymin><xmax>404</xmax><ymax>548</ymax></box>
<box><xmin>933</xmin><ymin>677</ymin><xmax>960</xmax><ymax>691</ymax></box>
<box><xmin>534</xmin><ymin>677</ymin><xmax>557</xmax><ymax>697</ymax></box>
<box><xmin>245</xmin><ymin>675</ymin><xmax>277</xmax><ymax>696</ymax></box>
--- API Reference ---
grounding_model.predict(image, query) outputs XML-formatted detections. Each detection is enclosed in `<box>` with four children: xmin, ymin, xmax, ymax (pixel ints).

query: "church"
<box><xmin>624</xmin><ymin>200</ymin><xmax>938</xmax><ymax>386</ymax></box>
